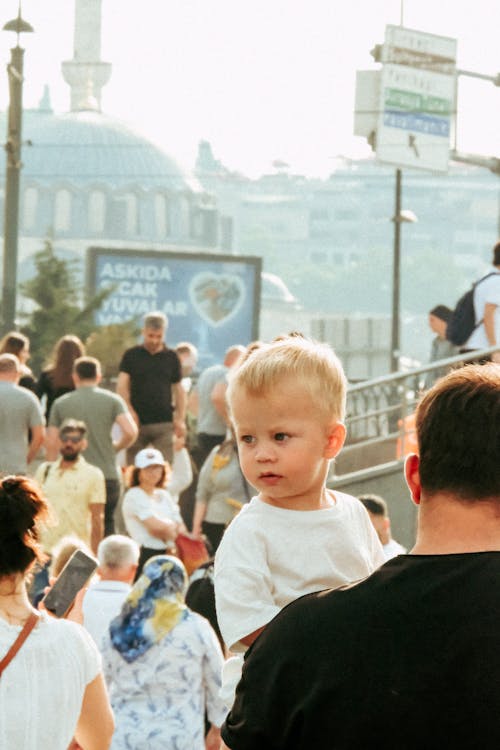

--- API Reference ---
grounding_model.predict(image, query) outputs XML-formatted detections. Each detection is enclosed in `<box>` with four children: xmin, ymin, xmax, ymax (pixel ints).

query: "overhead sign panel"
<box><xmin>376</xmin><ymin>26</ymin><xmax>457</xmax><ymax>173</ymax></box>
<box><xmin>382</xmin><ymin>25</ymin><xmax>457</xmax><ymax>74</ymax></box>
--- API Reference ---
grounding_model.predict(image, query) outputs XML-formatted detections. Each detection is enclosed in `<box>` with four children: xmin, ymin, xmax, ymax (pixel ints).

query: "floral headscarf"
<box><xmin>109</xmin><ymin>555</ymin><xmax>188</xmax><ymax>663</ymax></box>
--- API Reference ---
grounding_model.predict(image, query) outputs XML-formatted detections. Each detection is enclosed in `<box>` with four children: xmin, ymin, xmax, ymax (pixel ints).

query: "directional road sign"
<box><xmin>376</xmin><ymin>26</ymin><xmax>457</xmax><ymax>173</ymax></box>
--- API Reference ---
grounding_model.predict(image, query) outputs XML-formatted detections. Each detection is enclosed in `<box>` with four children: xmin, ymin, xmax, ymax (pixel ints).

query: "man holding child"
<box><xmin>221</xmin><ymin>363</ymin><xmax>500</xmax><ymax>749</ymax></box>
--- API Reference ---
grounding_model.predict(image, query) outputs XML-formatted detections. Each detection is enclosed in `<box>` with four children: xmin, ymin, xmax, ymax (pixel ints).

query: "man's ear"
<box><xmin>405</xmin><ymin>453</ymin><xmax>422</xmax><ymax>505</ymax></box>
<box><xmin>325</xmin><ymin>422</ymin><xmax>346</xmax><ymax>459</ymax></box>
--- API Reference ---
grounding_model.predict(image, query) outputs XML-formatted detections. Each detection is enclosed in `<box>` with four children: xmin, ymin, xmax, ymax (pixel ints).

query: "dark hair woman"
<box><xmin>0</xmin><ymin>475</ymin><xmax>114</xmax><ymax>750</ymax></box>
<box><xmin>36</xmin><ymin>335</ymin><xmax>85</xmax><ymax>419</ymax></box>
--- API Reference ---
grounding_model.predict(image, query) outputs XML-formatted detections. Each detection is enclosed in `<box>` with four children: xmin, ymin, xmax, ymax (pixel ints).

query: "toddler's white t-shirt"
<box><xmin>214</xmin><ymin>492</ymin><xmax>385</xmax><ymax>704</ymax></box>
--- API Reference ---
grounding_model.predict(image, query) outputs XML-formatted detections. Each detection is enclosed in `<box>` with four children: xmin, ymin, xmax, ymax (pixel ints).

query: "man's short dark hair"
<box><xmin>144</xmin><ymin>311</ymin><xmax>167</xmax><ymax>330</ymax></box>
<box><xmin>359</xmin><ymin>494</ymin><xmax>388</xmax><ymax>516</ymax></box>
<box><xmin>493</xmin><ymin>240</ymin><xmax>500</xmax><ymax>267</ymax></box>
<box><xmin>416</xmin><ymin>364</ymin><xmax>500</xmax><ymax>500</ymax></box>
<box><xmin>429</xmin><ymin>305</ymin><xmax>452</xmax><ymax>323</ymax></box>
<box><xmin>59</xmin><ymin>419</ymin><xmax>87</xmax><ymax>439</ymax></box>
<box><xmin>74</xmin><ymin>356</ymin><xmax>100</xmax><ymax>380</ymax></box>
<box><xmin>0</xmin><ymin>353</ymin><xmax>20</xmax><ymax>374</ymax></box>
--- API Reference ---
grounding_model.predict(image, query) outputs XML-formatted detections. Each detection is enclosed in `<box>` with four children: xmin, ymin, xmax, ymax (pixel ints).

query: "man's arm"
<box><xmin>211</xmin><ymin>380</ymin><xmax>229</xmax><ymax>425</ymax></box>
<box><xmin>483</xmin><ymin>303</ymin><xmax>500</xmax><ymax>363</ymax></box>
<box><xmin>89</xmin><ymin>503</ymin><xmax>105</xmax><ymax>555</ymax></box>
<box><xmin>44</xmin><ymin>425</ymin><xmax>60</xmax><ymax>461</ymax></box>
<box><xmin>27</xmin><ymin>424</ymin><xmax>45</xmax><ymax>465</ymax></box>
<box><xmin>89</xmin><ymin>470</ymin><xmax>106</xmax><ymax>554</ymax></box>
<box><xmin>113</xmin><ymin>412</ymin><xmax>138</xmax><ymax>452</ymax></box>
<box><xmin>187</xmin><ymin>387</ymin><xmax>199</xmax><ymax>417</ymax></box>
<box><xmin>116</xmin><ymin>372</ymin><xmax>139</xmax><ymax>424</ymax></box>
<box><xmin>172</xmin><ymin>381</ymin><xmax>187</xmax><ymax>438</ymax></box>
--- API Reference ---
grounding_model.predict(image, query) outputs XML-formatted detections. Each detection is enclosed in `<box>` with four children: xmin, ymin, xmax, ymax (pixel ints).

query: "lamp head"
<box><xmin>3</xmin><ymin>7</ymin><xmax>34</xmax><ymax>44</ymax></box>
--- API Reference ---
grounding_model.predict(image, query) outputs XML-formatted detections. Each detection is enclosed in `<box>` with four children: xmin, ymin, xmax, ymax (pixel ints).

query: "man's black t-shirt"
<box><xmin>222</xmin><ymin>553</ymin><xmax>500</xmax><ymax>750</ymax></box>
<box><xmin>119</xmin><ymin>345</ymin><xmax>181</xmax><ymax>424</ymax></box>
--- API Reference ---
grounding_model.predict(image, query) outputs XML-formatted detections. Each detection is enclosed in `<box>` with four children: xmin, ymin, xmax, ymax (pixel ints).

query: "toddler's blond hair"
<box><xmin>227</xmin><ymin>336</ymin><xmax>347</xmax><ymax>423</ymax></box>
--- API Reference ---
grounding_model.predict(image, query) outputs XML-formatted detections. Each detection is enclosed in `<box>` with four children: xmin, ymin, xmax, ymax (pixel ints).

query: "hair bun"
<box><xmin>0</xmin><ymin>478</ymin><xmax>36</xmax><ymax>536</ymax></box>
<box><xmin>0</xmin><ymin>475</ymin><xmax>47</xmax><ymax>575</ymax></box>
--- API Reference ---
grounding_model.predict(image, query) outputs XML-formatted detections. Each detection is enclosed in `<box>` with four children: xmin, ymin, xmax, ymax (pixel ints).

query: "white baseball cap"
<box><xmin>134</xmin><ymin>448</ymin><xmax>165</xmax><ymax>469</ymax></box>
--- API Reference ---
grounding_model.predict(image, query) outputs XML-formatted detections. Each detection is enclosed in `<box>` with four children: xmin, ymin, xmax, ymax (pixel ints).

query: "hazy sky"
<box><xmin>1</xmin><ymin>0</ymin><xmax>499</xmax><ymax>177</ymax></box>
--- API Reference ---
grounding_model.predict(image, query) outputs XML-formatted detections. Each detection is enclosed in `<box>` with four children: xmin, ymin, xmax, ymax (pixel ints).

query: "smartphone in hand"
<box><xmin>41</xmin><ymin>549</ymin><xmax>98</xmax><ymax>618</ymax></box>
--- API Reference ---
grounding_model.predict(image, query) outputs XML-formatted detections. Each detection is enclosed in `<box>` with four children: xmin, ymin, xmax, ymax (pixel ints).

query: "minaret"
<box><xmin>61</xmin><ymin>0</ymin><xmax>111</xmax><ymax>112</ymax></box>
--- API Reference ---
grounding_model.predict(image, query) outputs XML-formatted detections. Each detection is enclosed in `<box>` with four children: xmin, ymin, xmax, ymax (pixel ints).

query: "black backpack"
<box><xmin>446</xmin><ymin>272</ymin><xmax>497</xmax><ymax>346</ymax></box>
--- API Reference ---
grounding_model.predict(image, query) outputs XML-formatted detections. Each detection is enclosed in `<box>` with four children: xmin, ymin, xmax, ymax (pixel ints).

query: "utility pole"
<box><xmin>1</xmin><ymin>7</ymin><xmax>33</xmax><ymax>334</ymax></box>
<box><xmin>391</xmin><ymin>169</ymin><xmax>402</xmax><ymax>373</ymax></box>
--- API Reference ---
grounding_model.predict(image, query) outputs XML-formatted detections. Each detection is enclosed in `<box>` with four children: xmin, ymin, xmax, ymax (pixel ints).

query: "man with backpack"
<box><xmin>447</xmin><ymin>240</ymin><xmax>500</xmax><ymax>362</ymax></box>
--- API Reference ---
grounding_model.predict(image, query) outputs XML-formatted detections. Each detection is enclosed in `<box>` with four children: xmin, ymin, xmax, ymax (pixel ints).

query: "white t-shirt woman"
<box><xmin>123</xmin><ymin>485</ymin><xmax>183</xmax><ymax>549</ymax></box>
<box><xmin>0</xmin><ymin>613</ymin><xmax>101</xmax><ymax>750</ymax></box>
<box><xmin>121</xmin><ymin>448</ymin><xmax>188</xmax><ymax>577</ymax></box>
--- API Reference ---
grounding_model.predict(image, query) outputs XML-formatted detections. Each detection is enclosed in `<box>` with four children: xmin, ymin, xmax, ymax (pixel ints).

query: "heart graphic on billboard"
<box><xmin>189</xmin><ymin>272</ymin><xmax>246</xmax><ymax>326</ymax></box>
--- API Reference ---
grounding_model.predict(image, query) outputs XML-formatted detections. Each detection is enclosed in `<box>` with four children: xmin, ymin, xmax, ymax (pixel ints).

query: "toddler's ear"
<box><xmin>325</xmin><ymin>422</ymin><xmax>346</xmax><ymax>459</ymax></box>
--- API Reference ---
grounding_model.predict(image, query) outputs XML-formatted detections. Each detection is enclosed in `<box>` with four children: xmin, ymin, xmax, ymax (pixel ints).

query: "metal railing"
<box><xmin>331</xmin><ymin>345</ymin><xmax>500</xmax><ymax>482</ymax></box>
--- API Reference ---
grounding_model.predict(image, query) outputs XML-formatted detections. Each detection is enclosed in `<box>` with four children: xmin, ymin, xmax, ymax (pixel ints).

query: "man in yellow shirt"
<box><xmin>35</xmin><ymin>419</ymin><xmax>105</xmax><ymax>555</ymax></box>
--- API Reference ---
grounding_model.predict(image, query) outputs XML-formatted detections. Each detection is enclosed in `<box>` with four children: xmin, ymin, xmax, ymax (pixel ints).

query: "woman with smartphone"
<box><xmin>101</xmin><ymin>555</ymin><xmax>226</xmax><ymax>750</ymax></box>
<box><xmin>0</xmin><ymin>475</ymin><xmax>114</xmax><ymax>750</ymax></box>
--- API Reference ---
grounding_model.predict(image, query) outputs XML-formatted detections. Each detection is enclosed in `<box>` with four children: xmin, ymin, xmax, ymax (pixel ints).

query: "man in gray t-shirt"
<box><xmin>0</xmin><ymin>354</ymin><xmax>45</xmax><ymax>474</ymax></box>
<box><xmin>47</xmin><ymin>356</ymin><xmax>138</xmax><ymax>535</ymax></box>
<box><xmin>194</xmin><ymin>345</ymin><xmax>245</xmax><ymax>468</ymax></box>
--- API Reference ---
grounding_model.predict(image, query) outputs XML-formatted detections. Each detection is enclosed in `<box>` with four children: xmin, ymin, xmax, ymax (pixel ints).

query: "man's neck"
<box><xmin>99</xmin><ymin>570</ymin><xmax>134</xmax><ymax>584</ymax></box>
<box><xmin>412</xmin><ymin>492</ymin><xmax>500</xmax><ymax>555</ymax></box>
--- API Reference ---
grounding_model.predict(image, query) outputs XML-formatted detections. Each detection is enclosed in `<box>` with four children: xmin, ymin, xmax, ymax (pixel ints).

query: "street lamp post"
<box><xmin>390</xmin><ymin>168</ymin><xmax>417</xmax><ymax>372</ymax></box>
<box><xmin>1</xmin><ymin>7</ymin><xmax>33</xmax><ymax>334</ymax></box>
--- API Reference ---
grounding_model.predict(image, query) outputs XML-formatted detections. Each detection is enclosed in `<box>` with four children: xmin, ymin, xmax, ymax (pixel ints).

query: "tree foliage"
<box><xmin>86</xmin><ymin>322</ymin><xmax>140</xmax><ymax>381</ymax></box>
<box><xmin>20</xmin><ymin>240</ymin><xmax>111</xmax><ymax>373</ymax></box>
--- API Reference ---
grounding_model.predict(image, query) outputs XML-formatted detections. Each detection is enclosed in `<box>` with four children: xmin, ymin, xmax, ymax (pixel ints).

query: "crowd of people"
<box><xmin>0</xmin><ymin>248</ymin><xmax>499</xmax><ymax>749</ymax></box>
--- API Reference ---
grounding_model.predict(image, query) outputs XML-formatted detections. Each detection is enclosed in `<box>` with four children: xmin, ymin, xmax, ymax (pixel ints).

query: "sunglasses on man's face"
<box><xmin>61</xmin><ymin>435</ymin><xmax>83</xmax><ymax>444</ymax></box>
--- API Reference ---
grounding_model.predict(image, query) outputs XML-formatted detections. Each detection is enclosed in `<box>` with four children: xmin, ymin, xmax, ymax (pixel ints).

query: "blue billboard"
<box><xmin>87</xmin><ymin>247</ymin><xmax>261</xmax><ymax>369</ymax></box>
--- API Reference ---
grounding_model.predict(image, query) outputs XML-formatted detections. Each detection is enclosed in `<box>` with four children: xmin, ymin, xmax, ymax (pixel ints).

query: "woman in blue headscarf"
<box><xmin>101</xmin><ymin>555</ymin><xmax>226</xmax><ymax>750</ymax></box>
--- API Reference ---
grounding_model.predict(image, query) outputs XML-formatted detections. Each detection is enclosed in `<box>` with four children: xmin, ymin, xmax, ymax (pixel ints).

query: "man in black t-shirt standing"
<box><xmin>221</xmin><ymin>364</ymin><xmax>500</xmax><ymax>750</ymax></box>
<box><xmin>117</xmin><ymin>311</ymin><xmax>186</xmax><ymax>465</ymax></box>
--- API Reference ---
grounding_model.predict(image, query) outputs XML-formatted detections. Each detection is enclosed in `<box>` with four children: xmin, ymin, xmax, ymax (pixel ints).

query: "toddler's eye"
<box><xmin>274</xmin><ymin>432</ymin><xmax>289</xmax><ymax>442</ymax></box>
<box><xmin>241</xmin><ymin>435</ymin><xmax>255</xmax><ymax>444</ymax></box>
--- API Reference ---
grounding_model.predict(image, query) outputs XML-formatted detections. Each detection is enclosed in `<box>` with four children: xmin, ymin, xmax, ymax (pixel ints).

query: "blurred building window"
<box><xmin>89</xmin><ymin>190</ymin><xmax>106</xmax><ymax>233</ymax></box>
<box><xmin>154</xmin><ymin>193</ymin><xmax>169</xmax><ymax>236</ymax></box>
<box><xmin>23</xmin><ymin>187</ymin><xmax>38</xmax><ymax>230</ymax></box>
<box><xmin>54</xmin><ymin>189</ymin><xmax>72</xmax><ymax>232</ymax></box>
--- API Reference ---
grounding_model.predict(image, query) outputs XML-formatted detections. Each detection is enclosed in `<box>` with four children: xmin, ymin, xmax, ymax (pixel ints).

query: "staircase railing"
<box><xmin>331</xmin><ymin>345</ymin><xmax>500</xmax><ymax>481</ymax></box>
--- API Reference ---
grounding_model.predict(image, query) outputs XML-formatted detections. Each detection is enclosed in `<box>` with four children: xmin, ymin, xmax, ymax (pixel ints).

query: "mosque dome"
<box><xmin>0</xmin><ymin>107</ymin><xmax>202</xmax><ymax>193</ymax></box>
<box><xmin>0</xmin><ymin>98</ymin><xmax>216</xmax><ymax>253</ymax></box>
